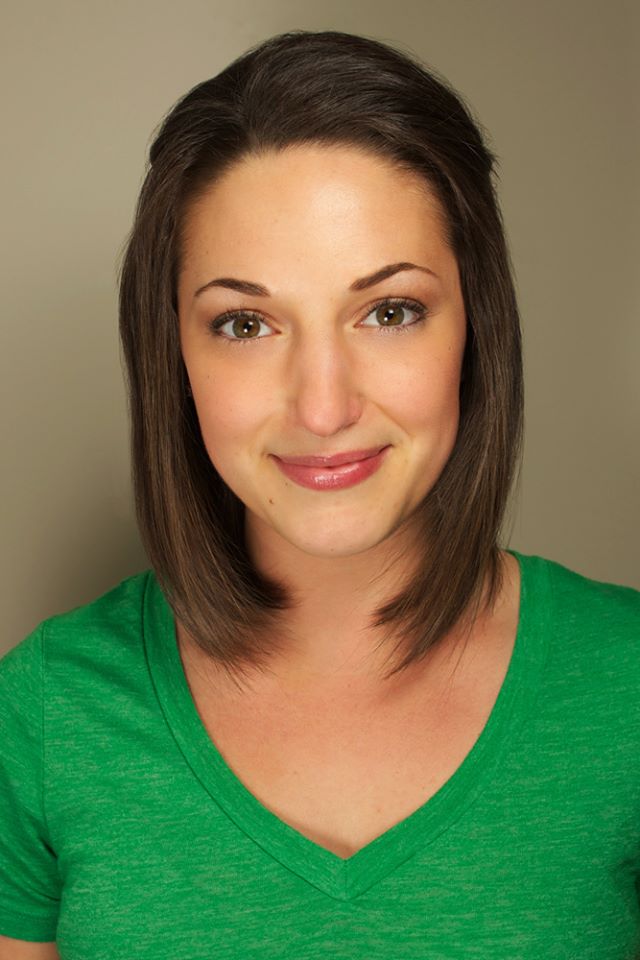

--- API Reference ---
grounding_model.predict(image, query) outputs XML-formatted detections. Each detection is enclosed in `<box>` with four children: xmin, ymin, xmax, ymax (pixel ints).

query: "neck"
<box><xmin>243</xmin><ymin>513</ymin><xmax>449</xmax><ymax>695</ymax></box>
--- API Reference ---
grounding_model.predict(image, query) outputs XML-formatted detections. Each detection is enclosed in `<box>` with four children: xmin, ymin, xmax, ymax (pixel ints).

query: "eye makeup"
<box><xmin>207</xmin><ymin>296</ymin><xmax>430</xmax><ymax>343</ymax></box>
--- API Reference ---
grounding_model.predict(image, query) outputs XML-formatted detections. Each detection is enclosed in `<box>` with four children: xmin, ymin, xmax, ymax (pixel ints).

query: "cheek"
<box><xmin>190</xmin><ymin>366</ymin><xmax>271</xmax><ymax>472</ymax></box>
<box><xmin>374</xmin><ymin>350</ymin><xmax>463</xmax><ymax>435</ymax></box>
<box><xmin>194</xmin><ymin>393</ymin><xmax>247</xmax><ymax>455</ymax></box>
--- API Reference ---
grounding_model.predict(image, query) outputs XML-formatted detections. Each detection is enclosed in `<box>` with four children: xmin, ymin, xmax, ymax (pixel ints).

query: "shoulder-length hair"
<box><xmin>119</xmin><ymin>29</ymin><xmax>523</xmax><ymax>684</ymax></box>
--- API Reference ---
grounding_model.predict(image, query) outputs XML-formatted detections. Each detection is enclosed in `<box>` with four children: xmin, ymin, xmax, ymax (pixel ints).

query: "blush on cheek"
<box><xmin>391</xmin><ymin>364</ymin><xmax>459</xmax><ymax>424</ymax></box>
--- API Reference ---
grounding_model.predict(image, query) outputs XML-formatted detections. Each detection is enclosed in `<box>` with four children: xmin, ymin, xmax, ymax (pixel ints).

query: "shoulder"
<box><xmin>1</xmin><ymin>570</ymin><xmax>158</xmax><ymax>691</ymax></box>
<box><xmin>522</xmin><ymin>551</ymin><xmax>640</xmax><ymax>626</ymax></box>
<box><xmin>514</xmin><ymin>550</ymin><xmax>640</xmax><ymax>684</ymax></box>
<box><xmin>0</xmin><ymin>569</ymin><xmax>167</xmax><ymax>790</ymax></box>
<box><xmin>43</xmin><ymin>568</ymin><xmax>155</xmax><ymax>642</ymax></box>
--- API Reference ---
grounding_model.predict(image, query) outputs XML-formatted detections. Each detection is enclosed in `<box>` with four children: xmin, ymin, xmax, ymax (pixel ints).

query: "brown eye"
<box><xmin>376</xmin><ymin>304</ymin><xmax>404</xmax><ymax>326</ymax></box>
<box><xmin>210</xmin><ymin>311</ymin><xmax>273</xmax><ymax>340</ymax></box>
<box><xmin>232</xmin><ymin>316</ymin><xmax>261</xmax><ymax>338</ymax></box>
<box><xmin>360</xmin><ymin>298</ymin><xmax>427</xmax><ymax>330</ymax></box>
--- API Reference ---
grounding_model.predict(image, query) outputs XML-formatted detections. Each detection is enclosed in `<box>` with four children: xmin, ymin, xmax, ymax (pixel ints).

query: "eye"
<box><xmin>359</xmin><ymin>297</ymin><xmax>427</xmax><ymax>330</ymax></box>
<box><xmin>209</xmin><ymin>310</ymin><xmax>273</xmax><ymax>341</ymax></box>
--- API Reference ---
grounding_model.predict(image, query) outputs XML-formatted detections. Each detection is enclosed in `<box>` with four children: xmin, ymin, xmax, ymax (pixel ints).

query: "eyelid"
<box><xmin>358</xmin><ymin>296</ymin><xmax>428</xmax><ymax>329</ymax></box>
<box><xmin>208</xmin><ymin>295</ymin><xmax>429</xmax><ymax>342</ymax></box>
<box><xmin>208</xmin><ymin>309</ymin><xmax>274</xmax><ymax>341</ymax></box>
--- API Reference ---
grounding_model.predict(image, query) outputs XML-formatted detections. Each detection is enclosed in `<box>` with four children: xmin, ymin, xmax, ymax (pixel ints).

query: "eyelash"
<box><xmin>208</xmin><ymin>297</ymin><xmax>429</xmax><ymax>343</ymax></box>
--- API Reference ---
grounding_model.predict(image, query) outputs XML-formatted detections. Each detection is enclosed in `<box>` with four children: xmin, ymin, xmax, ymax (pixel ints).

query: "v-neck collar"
<box><xmin>144</xmin><ymin>550</ymin><xmax>549</xmax><ymax>901</ymax></box>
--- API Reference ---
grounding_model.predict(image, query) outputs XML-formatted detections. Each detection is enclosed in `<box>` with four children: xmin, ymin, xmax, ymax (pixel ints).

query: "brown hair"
<box><xmin>119</xmin><ymin>30</ymin><xmax>523</xmax><ymax>684</ymax></box>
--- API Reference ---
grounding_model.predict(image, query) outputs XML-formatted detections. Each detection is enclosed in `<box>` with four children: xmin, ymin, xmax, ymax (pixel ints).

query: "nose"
<box><xmin>287</xmin><ymin>330</ymin><xmax>363</xmax><ymax>437</ymax></box>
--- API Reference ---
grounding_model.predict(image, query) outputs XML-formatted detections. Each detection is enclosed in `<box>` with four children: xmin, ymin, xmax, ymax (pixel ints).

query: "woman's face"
<box><xmin>177</xmin><ymin>144</ymin><xmax>467</xmax><ymax>561</ymax></box>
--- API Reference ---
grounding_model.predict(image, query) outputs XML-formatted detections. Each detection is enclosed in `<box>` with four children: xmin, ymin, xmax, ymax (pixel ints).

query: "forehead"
<box><xmin>183</xmin><ymin>143</ymin><xmax>447</xmax><ymax>231</ymax></box>
<box><xmin>178</xmin><ymin>144</ymin><xmax>453</xmax><ymax>288</ymax></box>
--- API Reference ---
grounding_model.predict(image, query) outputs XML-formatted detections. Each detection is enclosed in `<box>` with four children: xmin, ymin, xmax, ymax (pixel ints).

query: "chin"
<box><xmin>270</xmin><ymin>515</ymin><xmax>400</xmax><ymax>560</ymax></box>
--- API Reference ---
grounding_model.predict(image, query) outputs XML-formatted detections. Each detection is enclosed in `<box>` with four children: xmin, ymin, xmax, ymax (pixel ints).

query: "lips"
<box><xmin>274</xmin><ymin>446</ymin><xmax>387</xmax><ymax>468</ymax></box>
<box><xmin>271</xmin><ymin>445</ymin><xmax>390</xmax><ymax>491</ymax></box>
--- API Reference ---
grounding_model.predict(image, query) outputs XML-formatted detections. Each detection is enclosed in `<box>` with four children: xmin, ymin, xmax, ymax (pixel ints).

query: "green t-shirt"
<box><xmin>1</xmin><ymin>550</ymin><xmax>640</xmax><ymax>958</ymax></box>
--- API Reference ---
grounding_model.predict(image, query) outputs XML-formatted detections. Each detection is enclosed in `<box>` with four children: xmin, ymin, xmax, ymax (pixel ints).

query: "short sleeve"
<box><xmin>0</xmin><ymin>623</ymin><xmax>61</xmax><ymax>941</ymax></box>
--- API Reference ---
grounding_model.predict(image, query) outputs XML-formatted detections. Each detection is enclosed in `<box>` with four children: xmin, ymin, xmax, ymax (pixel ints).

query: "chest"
<box><xmin>184</xmin><ymin>658</ymin><xmax>507</xmax><ymax>859</ymax></box>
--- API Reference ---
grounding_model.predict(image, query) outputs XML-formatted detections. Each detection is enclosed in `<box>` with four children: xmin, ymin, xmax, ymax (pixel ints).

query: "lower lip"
<box><xmin>272</xmin><ymin>447</ymin><xmax>390</xmax><ymax>491</ymax></box>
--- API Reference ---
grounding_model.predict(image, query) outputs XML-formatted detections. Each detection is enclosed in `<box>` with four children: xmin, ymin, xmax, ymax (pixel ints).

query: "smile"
<box><xmin>271</xmin><ymin>446</ymin><xmax>390</xmax><ymax>491</ymax></box>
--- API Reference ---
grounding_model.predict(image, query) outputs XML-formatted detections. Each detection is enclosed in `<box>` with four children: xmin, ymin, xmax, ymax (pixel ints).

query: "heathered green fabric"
<box><xmin>1</xmin><ymin>550</ymin><xmax>640</xmax><ymax>958</ymax></box>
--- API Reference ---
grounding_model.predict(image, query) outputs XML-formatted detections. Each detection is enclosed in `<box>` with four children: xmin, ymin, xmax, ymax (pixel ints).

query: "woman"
<box><xmin>1</xmin><ymin>29</ymin><xmax>638</xmax><ymax>959</ymax></box>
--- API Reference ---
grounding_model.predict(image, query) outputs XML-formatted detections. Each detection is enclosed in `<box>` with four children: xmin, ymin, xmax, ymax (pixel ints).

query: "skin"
<box><xmin>0</xmin><ymin>146</ymin><xmax>517</xmax><ymax>952</ymax></box>
<box><xmin>177</xmin><ymin>143</ymin><xmax>505</xmax><ymax>697</ymax></box>
<box><xmin>0</xmin><ymin>936</ymin><xmax>59</xmax><ymax>959</ymax></box>
<box><xmin>0</xmin><ymin>152</ymin><xmax>517</xmax><ymax>952</ymax></box>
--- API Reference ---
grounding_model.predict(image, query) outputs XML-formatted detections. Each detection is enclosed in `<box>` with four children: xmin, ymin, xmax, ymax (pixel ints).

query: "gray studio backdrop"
<box><xmin>2</xmin><ymin>0</ymin><xmax>638</xmax><ymax>654</ymax></box>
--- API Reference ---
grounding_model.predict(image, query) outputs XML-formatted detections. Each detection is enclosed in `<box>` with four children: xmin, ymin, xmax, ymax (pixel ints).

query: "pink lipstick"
<box><xmin>271</xmin><ymin>446</ymin><xmax>389</xmax><ymax>491</ymax></box>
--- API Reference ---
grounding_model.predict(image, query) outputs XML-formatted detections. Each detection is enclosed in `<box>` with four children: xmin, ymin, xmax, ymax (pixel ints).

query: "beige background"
<box><xmin>2</xmin><ymin>0</ymin><xmax>638</xmax><ymax>655</ymax></box>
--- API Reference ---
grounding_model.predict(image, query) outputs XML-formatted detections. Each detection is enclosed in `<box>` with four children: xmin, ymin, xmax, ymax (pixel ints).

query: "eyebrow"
<box><xmin>193</xmin><ymin>261</ymin><xmax>438</xmax><ymax>299</ymax></box>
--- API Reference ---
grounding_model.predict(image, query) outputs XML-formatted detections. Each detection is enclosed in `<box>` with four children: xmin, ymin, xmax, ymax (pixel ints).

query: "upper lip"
<box><xmin>274</xmin><ymin>446</ymin><xmax>388</xmax><ymax>468</ymax></box>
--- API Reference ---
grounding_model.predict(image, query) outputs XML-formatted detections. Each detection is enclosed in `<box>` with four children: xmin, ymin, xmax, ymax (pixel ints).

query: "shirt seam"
<box><xmin>0</xmin><ymin>902</ymin><xmax>58</xmax><ymax>941</ymax></box>
<box><xmin>39</xmin><ymin>620</ymin><xmax>58</xmax><ymax>875</ymax></box>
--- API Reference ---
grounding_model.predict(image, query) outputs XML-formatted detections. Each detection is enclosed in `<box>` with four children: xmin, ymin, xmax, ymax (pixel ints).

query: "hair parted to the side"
<box><xmin>118</xmin><ymin>29</ymin><xmax>523</xmax><ymax>685</ymax></box>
